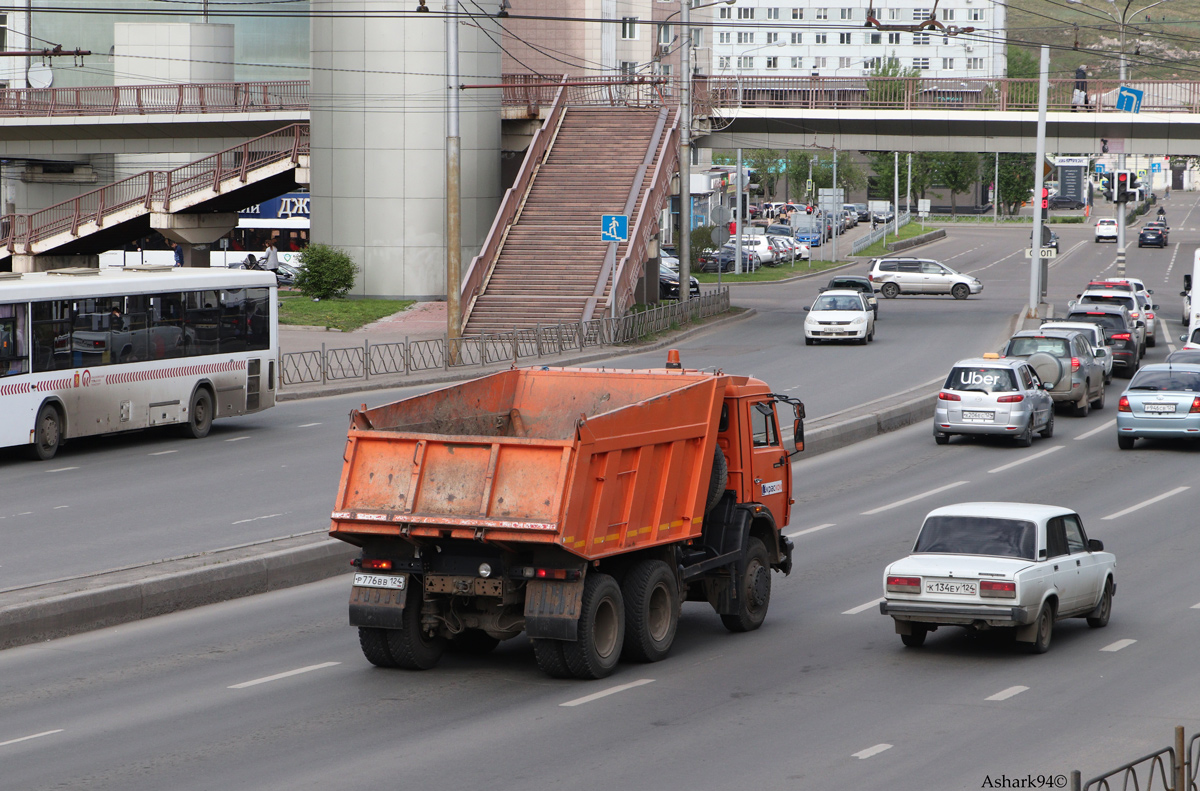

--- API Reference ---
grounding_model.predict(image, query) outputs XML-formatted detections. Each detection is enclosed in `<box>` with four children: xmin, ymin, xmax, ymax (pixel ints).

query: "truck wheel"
<box><xmin>449</xmin><ymin>629</ymin><xmax>501</xmax><ymax>655</ymax></box>
<box><xmin>621</xmin><ymin>560</ymin><xmax>679</xmax><ymax>663</ymax></box>
<box><xmin>30</xmin><ymin>403</ymin><xmax>62</xmax><ymax>461</ymax></box>
<box><xmin>182</xmin><ymin>388</ymin><xmax>213</xmax><ymax>439</ymax></box>
<box><xmin>563</xmin><ymin>573</ymin><xmax>625</xmax><ymax>679</ymax></box>
<box><xmin>720</xmin><ymin>538</ymin><xmax>771</xmax><ymax>633</ymax></box>
<box><xmin>385</xmin><ymin>583</ymin><xmax>446</xmax><ymax>670</ymax></box>
<box><xmin>705</xmin><ymin>446</ymin><xmax>728</xmax><ymax>515</ymax></box>
<box><xmin>532</xmin><ymin>639</ymin><xmax>574</xmax><ymax>678</ymax></box>
<box><xmin>357</xmin><ymin>627</ymin><xmax>399</xmax><ymax>667</ymax></box>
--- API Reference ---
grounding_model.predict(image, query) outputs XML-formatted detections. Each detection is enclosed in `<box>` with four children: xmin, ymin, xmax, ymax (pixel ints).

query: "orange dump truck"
<box><xmin>329</xmin><ymin>356</ymin><xmax>804</xmax><ymax>679</ymax></box>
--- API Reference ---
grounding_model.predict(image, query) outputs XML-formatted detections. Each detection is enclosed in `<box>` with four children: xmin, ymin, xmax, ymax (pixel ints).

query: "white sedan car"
<box><xmin>803</xmin><ymin>289</ymin><xmax>875</xmax><ymax>345</ymax></box>
<box><xmin>1095</xmin><ymin>218</ymin><xmax>1118</xmax><ymax>242</ymax></box>
<box><xmin>880</xmin><ymin>502</ymin><xmax>1116</xmax><ymax>653</ymax></box>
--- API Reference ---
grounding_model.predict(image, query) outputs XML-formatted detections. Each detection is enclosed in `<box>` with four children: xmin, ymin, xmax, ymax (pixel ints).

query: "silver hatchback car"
<box><xmin>1000</xmin><ymin>330</ymin><xmax>1107</xmax><ymax>417</ymax></box>
<box><xmin>934</xmin><ymin>355</ymin><xmax>1055</xmax><ymax>446</ymax></box>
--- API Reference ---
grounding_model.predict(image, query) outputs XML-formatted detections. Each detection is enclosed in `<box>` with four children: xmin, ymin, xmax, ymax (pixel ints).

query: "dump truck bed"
<box><xmin>330</xmin><ymin>367</ymin><xmax>725</xmax><ymax>560</ymax></box>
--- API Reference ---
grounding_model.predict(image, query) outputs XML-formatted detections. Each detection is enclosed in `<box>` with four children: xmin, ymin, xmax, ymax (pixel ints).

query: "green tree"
<box><xmin>868</xmin><ymin>151</ymin><xmax>941</xmax><ymax>204</ymax></box>
<box><xmin>742</xmin><ymin>149</ymin><xmax>785</xmax><ymax>199</ymax></box>
<box><xmin>784</xmin><ymin>151</ymin><xmax>866</xmax><ymax>201</ymax></box>
<box><xmin>997</xmin><ymin>153</ymin><xmax>1035</xmax><ymax>216</ymax></box>
<box><xmin>935</xmin><ymin>152</ymin><xmax>981</xmax><ymax>216</ymax></box>
<box><xmin>867</xmin><ymin>53</ymin><xmax>920</xmax><ymax>105</ymax></box>
<box><xmin>1007</xmin><ymin>46</ymin><xmax>1038</xmax><ymax>79</ymax></box>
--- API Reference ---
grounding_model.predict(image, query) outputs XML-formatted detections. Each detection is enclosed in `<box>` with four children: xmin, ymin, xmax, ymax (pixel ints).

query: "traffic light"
<box><xmin>1041</xmin><ymin>187</ymin><xmax>1049</xmax><ymax>211</ymax></box>
<box><xmin>1114</xmin><ymin>170</ymin><xmax>1130</xmax><ymax>203</ymax></box>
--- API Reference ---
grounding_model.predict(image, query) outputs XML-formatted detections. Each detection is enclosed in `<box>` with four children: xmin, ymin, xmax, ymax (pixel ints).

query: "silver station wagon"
<box><xmin>933</xmin><ymin>355</ymin><xmax>1054</xmax><ymax>446</ymax></box>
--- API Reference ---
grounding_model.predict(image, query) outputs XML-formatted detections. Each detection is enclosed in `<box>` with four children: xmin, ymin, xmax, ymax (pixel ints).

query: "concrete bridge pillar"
<box><xmin>11</xmin><ymin>254</ymin><xmax>99</xmax><ymax>273</ymax></box>
<box><xmin>152</xmin><ymin>212</ymin><xmax>238</xmax><ymax>268</ymax></box>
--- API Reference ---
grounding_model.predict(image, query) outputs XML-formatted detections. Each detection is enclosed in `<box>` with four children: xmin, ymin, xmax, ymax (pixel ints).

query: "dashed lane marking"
<box><xmin>149</xmin><ymin>450</ymin><xmax>177</xmax><ymax>456</ymax></box>
<box><xmin>852</xmin><ymin>744</ymin><xmax>893</xmax><ymax>760</ymax></box>
<box><xmin>988</xmin><ymin>446</ymin><xmax>1062</xmax><ymax>474</ymax></box>
<box><xmin>1074</xmin><ymin>419</ymin><xmax>1117</xmax><ymax>441</ymax></box>
<box><xmin>47</xmin><ymin>467</ymin><xmax>78</xmax><ymax>473</ymax></box>
<box><xmin>1162</xmin><ymin>319</ymin><xmax>1176</xmax><ymax>353</ymax></box>
<box><xmin>786</xmin><ymin>523</ymin><xmax>835</xmax><ymax>538</ymax></box>
<box><xmin>232</xmin><ymin>513</ymin><xmax>283</xmax><ymax>525</ymax></box>
<box><xmin>1100</xmin><ymin>639</ymin><xmax>1137</xmax><ymax>652</ymax></box>
<box><xmin>225</xmin><ymin>436</ymin><xmax>251</xmax><ymax>442</ymax></box>
<box><xmin>298</xmin><ymin>422</ymin><xmax>323</xmax><ymax>427</ymax></box>
<box><xmin>1102</xmin><ymin>486</ymin><xmax>1190</xmax><ymax>520</ymax></box>
<box><xmin>560</xmin><ymin>678</ymin><xmax>655</xmax><ymax>707</ymax></box>
<box><xmin>985</xmin><ymin>686</ymin><xmax>1029</xmax><ymax>701</ymax></box>
<box><xmin>843</xmin><ymin>597</ymin><xmax>884</xmax><ymax>615</ymax></box>
<box><xmin>229</xmin><ymin>662</ymin><xmax>341</xmax><ymax>689</ymax></box>
<box><xmin>861</xmin><ymin>481</ymin><xmax>969</xmax><ymax>515</ymax></box>
<box><xmin>0</xmin><ymin>730</ymin><xmax>64</xmax><ymax>747</ymax></box>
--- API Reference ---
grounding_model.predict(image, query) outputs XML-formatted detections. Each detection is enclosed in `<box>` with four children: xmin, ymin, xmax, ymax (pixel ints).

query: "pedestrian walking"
<box><xmin>263</xmin><ymin>239</ymin><xmax>280</xmax><ymax>271</ymax></box>
<box><xmin>172</xmin><ymin>242</ymin><xmax>184</xmax><ymax>267</ymax></box>
<box><xmin>1073</xmin><ymin>65</ymin><xmax>1089</xmax><ymax>111</ymax></box>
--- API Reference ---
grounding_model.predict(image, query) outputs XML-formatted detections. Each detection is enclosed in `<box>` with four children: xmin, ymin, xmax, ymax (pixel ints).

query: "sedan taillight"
<box><xmin>1118</xmin><ymin>396</ymin><xmax>1131</xmax><ymax>412</ymax></box>
<box><xmin>997</xmin><ymin>394</ymin><xmax>1024</xmax><ymax>403</ymax></box>
<box><xmin>980</xmin><ymin>580</ymin><xmax>1016</xmax><ymax>599</ymax></box>
<box><xmin>1112</xmin><ymin>333</ymin><xmax>1131</xmax><ymax>341</ymax></box>
<box><xmin>1191</xmin><ymin>397</ymin><xmax>1200</xmax><ymax>414</ymax></box>
<box><xmin>886</xmin><ymin>575</ymin><xmax>921</xmax><ymax>594</ymax></box>
<box><xmin>938</xmin><ymin>391</ymin><xmax>961</xmax><ymax>401</ymax></box>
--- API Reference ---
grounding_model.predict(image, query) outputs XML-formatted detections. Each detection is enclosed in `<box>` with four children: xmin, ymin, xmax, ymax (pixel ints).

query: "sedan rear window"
<box><xmin>1066</xmin><ymin>312</ymin><xmax>1124</xmax><ymax>330</ymax></box>
<box><xmin>1127</xmin><ymin>370</ymin><xmax>1200</xmax><ymax>392</ymax></box>
<box><xmin>1005</xmin><ymin>337</ymin><xmax>1070</xmax><ymax>357</ymax></box>
<box><xmin>829</xmin><ymin>278</ymin><xmax>869</xmax><ymax>290</ymax></box>
<box><xmin>1081</xmin><ymin>294</ymin><xmax>1135</xmax><ymax>310</ymax></box>
<box><xmin>945</xmin><ymin>367</ymin><xmax>1018</xmax><ymax>393</ymax></box>
<box><xmin>914</xmin><ymin>516</ymin><xmax>1037</xmax><ymax>559</ymax></box>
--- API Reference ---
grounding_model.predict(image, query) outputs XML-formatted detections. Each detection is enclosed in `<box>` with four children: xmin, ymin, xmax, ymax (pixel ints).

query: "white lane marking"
<box><xmin>560</xmin><ymin>678</ymin><xmax>655</xmax><ymax>707</ymax></box>
<box><xmin>231</xmin><ymin>513</ymin><xmax>283</xmax><ymax>525</ymax></box>
<box><xmin>1165</xmin><ymin>242</ymin><xmax>1181</xmax><ymax>281</ymax></box>
<box><xmin>852</xmin><ymin>744</ymin><xmax>893</xmax><ymax>760</ymax></box>
<box><xmin>964</xmin><ymin>250</ymin><xmax>1020</xmax><ymax>275</ymax></box>
<box><xmin>47</xmin><ymin>467</ymin><xmax>78</xmax><ymax>473</ymax></box>
<box><xmin>1102</xmin><ymin>486</ymin><xmax>1190</xmax><ymax>520</ymax></box>
<box><xmin>786</xmin><ymin>523</ymin><xmax>835</xmax><ymax>538</ymax></box>
<box><xmin>861</xmin><ymin>481</ymin><xmax>969</xmax><ymax>515</ymax></box>
<box><xmin>1075</xmin><ymin>419</ymin><xmax>1117</xmax><ymax>441</ymax></box>
<box><xmin>1048</xmin><ymin>240</ymin><xmax>1086</xmax><ymax>268</ymax></box>
<box><xmin>298</xmin><ymin>422</ymin><xmax>323</xmax><ymax>427</ymax></box>
<box><xmin>988</xmin><ymin>445</ymin><xmax>1062</xmax><ymax>474</ymax></box>
<box><xmin>1191</xmin><ymin>602</ymin><xmax>1200</xmax><ymax>609</ymax></box>
<box><xmin>53</xmin><ymin>505</ymin><xmax>69</xmax><ymax>509</ymax></box>
<box><xmin>149</xmin><ymin>450</ymin><xmax>177</xmax><ymax>456</ymax></box>
<box><xmin>843</xmin><ymin>597</ymin><xmax>884</xmax><ymax>615</ymax></box>
<box><xmin>1162</xmin><ymin>319</ymin><xmax>1176</xmax><ymax>353</ymax></box>
<box><xmin>17</xmin><ymin>512</ymin><xmax>31</xmax><ymax>516</ymax></box>
<box><xmin>985</xmin><ymin>685</ymin><xmax>1029</xmax><ymax>701</ymax></box>
<box><xmin>1100</xmin><ymin>639</ymin><xmax>1137</xmax><ymax>652</ymax></box>
<box><xmin>228</xmin><ymin>662</ymin><xmax>341</xmax><ymax>689</ymax></box>
<box><xmin>0</xmin><ymin>729</ymin><xmax>64</xmax><ymax>747</ymax></box>
<box><xmin>225</xmin><ymin>436</ymin><xmax>251</xmax><ymax>442</ymax></box>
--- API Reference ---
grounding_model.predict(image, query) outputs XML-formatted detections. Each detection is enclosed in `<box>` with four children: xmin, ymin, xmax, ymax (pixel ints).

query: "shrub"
<box><xmin>294</xmin><ymin>244</ymin><xmax>357</xmax><ymax>300</ymax></box>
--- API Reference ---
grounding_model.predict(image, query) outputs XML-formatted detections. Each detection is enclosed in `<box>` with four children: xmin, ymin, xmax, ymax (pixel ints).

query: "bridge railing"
<box><xmin>498</xmin><ymin>74</ymin><xmax>670</xmax><ymax>109</ymax></box>
<box><xmin>0</xmin><ymin>80</ymin><xmax>309</xmax><ymax>118</ymax></box>
<box><xmin>2</xmin><ymin>123</ymin><xmax>309</xmax><ymax>253</ymax></box>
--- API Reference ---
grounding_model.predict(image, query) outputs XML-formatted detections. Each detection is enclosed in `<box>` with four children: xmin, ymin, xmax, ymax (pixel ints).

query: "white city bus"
<box><xmin>0</xmin><ymin>266</ymin><xmax>278</xmax><ymax>460</ymax></box>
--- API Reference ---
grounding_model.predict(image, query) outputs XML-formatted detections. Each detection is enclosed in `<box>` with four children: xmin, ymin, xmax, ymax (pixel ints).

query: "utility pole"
<box><xmin>994</xmin><ymin>152</ymin><xmax>999</xmax><ymax>225</ymax></box>
<box><xmin>832</xmin><ymin>149</ymin><xmax>839</xmax><ymax>263</ymax></box>
<box><xmin>906</xmin><ymin>153</ymin><xmax>912</xmax><ymax>215</ymax></box>
<box><xmin>445</xmin><ymin>0</ymin><xmax>462</xmax><ymax>344</ymax></box>
<box><xmin>735</xmin><ymin>148</ymin><xmax>743</xmax><ymax>275</ymax></box>
<box><xmin>893</xmin><ymin>151</ymin><xmax>899</xmax><ymax>239</ymax></box>
<box><xmin>1030</xmin><ymin>45</ymin><xmax>1049</xmax><ymax>318</ymax></box>
<box><xmin>678</xmin><ymin>0</ymin><xmax>692</xmax><ymax>303</ymax></box>
<box><xmin>1116</xmin><ymin>43</ymin><xmax>1127</xmax><ymax>277</ymax></box>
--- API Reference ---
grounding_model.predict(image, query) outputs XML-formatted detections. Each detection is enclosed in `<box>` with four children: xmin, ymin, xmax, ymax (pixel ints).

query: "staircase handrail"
<box><xmin>460</xmin><ymin>77</ymin><xmax>568</xmax><ymax>332</ymax></box>
<box><xmin>604</xmin><ymin>107</ymin><xmax>680</xmax><ymax>319</ymax></box>
<box><xmin>2</xmin><ymin>123</ymin><xmax>309</xmax><ymax>254</ymax></box>
<box><xmin>0</xmin><ymin>80</ymin><xmax>309</xmax><ymax>118</ymax></box>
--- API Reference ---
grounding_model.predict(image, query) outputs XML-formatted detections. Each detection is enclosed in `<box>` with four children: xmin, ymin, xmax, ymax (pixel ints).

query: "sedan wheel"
<box><xmin>1087</xmin><ymin>580</ymin><xmax>1113</xmax><ymax>628</ymax></box>
<box><xmin>1015</xmin><ymin>421</ymin><xmax>1034</xmax><ymax>448</ymax></box>
<box><xmin>1028</xmin><ymin>603</ymin><xmax>1055</xmax><ymax>654</ymax></box>
<box><xmin>1117</xmin><ymin>434</ymin><xmax>1135</xmax><ymax>450</ymax></box>
<box><xmin>901</xmin><ymin>627</ymin><xmax>927</xmax><ymax>648</ymax></box>
<box><xmin>1038</xmin><ymin>410</ymin><xmax>1055</xmax><ymax>439</ymax></box>
<box><xmin>934</xmin><ymin>433</ymin><xmax>950</xmax><ymax>445</ymax></box>
<box><xmin>951</xmin><ymin>283</ymin><xmax>970</xmax><ymax>300</ymax></box>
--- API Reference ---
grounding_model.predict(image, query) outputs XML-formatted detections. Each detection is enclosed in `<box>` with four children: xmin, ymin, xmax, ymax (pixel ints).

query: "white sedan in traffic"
<box><xmin>880</xmin><ymin>502</ymin><xmax>1116</xmax><ymax>653</ymax></box>
<box><xmin>803</xmin><ymin>290</ymin><xmax>875</xmax><ymax>345</ymax></box>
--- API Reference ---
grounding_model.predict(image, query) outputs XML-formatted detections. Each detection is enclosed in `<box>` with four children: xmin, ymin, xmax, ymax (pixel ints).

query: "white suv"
<box><xmin>1095</xmin><ymin>218</ymin><xmax>1118</xmax><ymax>243</ymax></box>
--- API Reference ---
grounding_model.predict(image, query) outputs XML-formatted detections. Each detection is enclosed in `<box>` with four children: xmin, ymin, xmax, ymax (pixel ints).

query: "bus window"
<box><xmin>150</xmin><ymin>293</ymin><xmax>186</xmax><ymax>360</ymax></box>
<box><xmin>123</xmin><ymin>296</ymin><xmax>151</xmax><ymax>363</ymax></box>
<box><xmin>71</xmin><ymin>298</ymin><xmax>121</xmax><ymax>367</ymax></box>
<box><xmin>245</xmin><ymin>288</ymin><xmax>270</xmax><ymax>351</ymax></box>
<box><xmin>0</xmin><ymin>303</ymin><xmax>26</xmax><ymax>376</ymax></box>
<box><xmin>184</xmin><ymin>290</ymin><xmax>221</xmax><ymax>356</ymax></box>
<box><xmin>219</xmin><ymin>289</ymin><xmax>248</xmax><ymax>354</ymax></box>
<box><xmin>32</xmin><ymin>300</ymin><xmax>73</xmax><ymax>372</ymax></box>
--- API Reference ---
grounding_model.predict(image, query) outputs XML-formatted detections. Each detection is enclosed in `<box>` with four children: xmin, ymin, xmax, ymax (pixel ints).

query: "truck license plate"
<box><xmin>926</xmin><ymin>580</ymin><xmax>977</xmax><ymax>595</ymax></box>
<box><xmin>1144</xmin><ymin>403</ymin><xmax>1176</xmax><ymax>413</ymax></box>
<box><xmin>353</xmin><ymin>573</ymin><xmax>407</xmax><ymax>590</ymax></box>
<box><xmin>962</xmin><ymin>411</ymin><xmax>994</xmax><ymax>421</ymax></box>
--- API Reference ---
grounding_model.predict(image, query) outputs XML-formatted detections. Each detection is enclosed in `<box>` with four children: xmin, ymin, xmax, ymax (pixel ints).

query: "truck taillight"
<box><xmin>361</xmin><ymin>559</ymin><xmax>392</xmax><ymax>570</ymax></box>
<box><xmin>886</xmin><ymin>575</ymin><xmax>920</xmax><ymax>593</ymax></box>
<box><xmin>980</xmin><ymin>580</ymin><xmax>1016</xmax><ymax>598</ymax></box>
<box><xmin>1118</xmin><ymin>396</ymin><xmax>1131</xmax><ymax>412</ymax></box>
<box><xmin>996</xmin><ymin>394</ymin><xmax>1024</xmax><ymax>403</ymax></box>
<box><xmin>521</xmin><ymin>567</ymin><xmax>582</xmax><ymax>581</ymax></box>
<box><xmin>938</xmin><ymin>391</ymin><xmax>961</xmax><ymax>401</ymax></box>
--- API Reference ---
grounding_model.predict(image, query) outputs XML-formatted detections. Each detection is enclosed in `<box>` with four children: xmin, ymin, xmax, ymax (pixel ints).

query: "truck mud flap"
<box><xmin>349</xmin><ymin>581</ymin><xmax>408</xmax><ymax>629</ymax></box>
<box><xmin>524</xmin><ymin>579</ymin><xmax>584</xmax><ymax>641</ymax></box>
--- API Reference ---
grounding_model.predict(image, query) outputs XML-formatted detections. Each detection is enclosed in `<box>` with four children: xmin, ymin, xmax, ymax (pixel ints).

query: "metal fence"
<box><xmin>279</xmin><ymin>288</ymin><xmax>731</xmax><ymax>387</ymax></box>
<box><xmin>1072</xmin><ymin>726</ymin><xmax>1197</xmax><ymax>791</ymax></box>
<box><xmin>850</xmin><ymin>212</ymin><xmax>912</xmax><ymax>255</ymax></box>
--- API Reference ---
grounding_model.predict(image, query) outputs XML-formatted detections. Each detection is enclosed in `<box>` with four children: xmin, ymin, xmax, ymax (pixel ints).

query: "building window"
<box><xmin>815</xmin><ymin>33</ymin><xmax>827</xmax><ymax>44</ymax></box>
<box><xmin>869</xmin><ymin>32</ymin><xmax>881</xmax><ymax>44</ymax></box>
<box><xmin>766</xmin><ymin>32</ymin><xmax>779</xmax><ymax>44</ymax></box>
<box><xmin>791</xmin><ymin>32</ymin><xmax>802</xmax><ymax>44</ymax></box>
<box><xmin>738</xmin><ymin>56</ymin><xmax>754</xmax><ymax>69</ymax></box>
<box><xmin>866</xmin><ymin>56</ymin><xmax>882</xmax><ymax>69</ymax></box>
<box><xmin>766</xmin><ymin>56</ymin><xmax>778</xmax><ymax>69</ymax></box>
<box><xmin>659</xmin><ymin>64</ymin><xmax>673</xmax><ymax>76</ymax></box>
<box><xmin>719</xmin><ymin>6</ymin><xmax>732</xmax><ymax>18</ymax></box>
<box><xmin>942</xmin><ymin>57</ymin><xmax>954</xmax><ymax>69</ymax></box>
<box><xmin>813</xmin><ymin>56</ymin><xmax>827</xmax><ymax>68</ymax></box>
<box><xmin>839</xmin><ymin>8</ymin><xmax>852</xmax><ymax>19</ymax></box>
<box><xmin>719</xmin><ymin>31</ymin><xmax>731</xmax><ymax>44</ymax></box>
<box><xmin>621</xmin><ymin>17</ymin><xmax>638</xmax><ymax>40</ymax></box>
<box><xmin>912</xmin><ymin>57</ymin><xmax>929</xmax><ymax>70</ymax></box>
<box><xmin>839</xmin><ymin>56</ymin><xmax>852</xmax><ymax>68</ymax></box>
<box><xmin>620</xmin><ymin>61</ymin><xmax>638</xmax><ymax>74</ymax></box>
<box><xmin>814</xmin><ymin>8</ymin><xmax>828</xmax><ymax>20</ymax></box>
<box><xmin>737</xmin><ymin>31</ymin><xmax>755</xmax><ymax>44</ymax></box>
<box><xmin>887</xmin><ymin>32</ymin><xmax>900</xmax><ymax>44</ymax></box>
<box><xmin>766</xmin><ymin>7</ymin><xmax>780</xmax><ymax>19</ymax></box>
<box><xmin>791</xmin><ymin>56</ymin><xmax>803</xmax><ymax>68</ymax></box>
<box><xmin>941</xmin><ymin>8</ymin><xmax>954</xmax><ymax>20</ymax></box>
<box><xmin>839</xmin><ymin>32</ymin><xmax>851</xmax><ymax>44</ymax></box>
<box><xmin>888</xmin><ymin>8</ymin><xmax>902</xmax><ymax>20</ymax></box>
<box><xmin>969</xmin><ymin>8</ymin><xmax>984</xmax><ymax>21</ymax></box>
<box><xmin>913</xmin><ymin>33</ymin><xmax>929</xmax><ymax>45</ymax></box>
<box><xmin>718</xmin><ymin>56</ymin><xmax>730</xmax><ymax>69</ymax></box>
<box><xmin>737</xmin><ymin>6</ymin><xmax>753</xmax><ymax>19</ymax></box>
<box><xmin>968</xmin><ymin>57</ymin><xmax>984</xmax><ymax>70</ymax></box>
<box><xmin>792</xmin><ymin>7</ymin><xmax>803</xmax><ymax>19</ymax></box>
<box><xmin>912</xmin><ymin>8</ymin><xmax>930</xmax><ymax>21</ymax></box>
<box><xmin>657</xmin><ymin>24</ymin><xmax>671</xmax><ymax>45</ymax></box>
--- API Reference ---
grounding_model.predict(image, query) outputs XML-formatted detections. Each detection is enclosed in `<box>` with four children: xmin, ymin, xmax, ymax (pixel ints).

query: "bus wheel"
<box><xmin>183</xmin><ymin>388</ymin><xmax>213</xmax><ymax>439</ymax></box>
<box><xmin>30</xmin><ymin>403</ymin><xmax>62</xmax><ymax>461</ymax></box>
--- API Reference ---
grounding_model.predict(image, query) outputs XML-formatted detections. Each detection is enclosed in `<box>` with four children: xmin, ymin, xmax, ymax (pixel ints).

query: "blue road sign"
<box><xmin>1095</xmin><ymin>163</ymin><xmax>1106</xmax><ymax>173</ymax></box>
<box><xmin>1152</xmin><ymin>162</ymin><xmax>1162</xmax><ymax>173</ymax></box>
<box><xmin>1116</xmin><ymin>85</ymin><xmax>1143</xmax><ymax>113</ymax></box>
<box><xmin>601</xmin><ymin>214</ymin><xmax>629</xmax><ymax>242</ymax></box>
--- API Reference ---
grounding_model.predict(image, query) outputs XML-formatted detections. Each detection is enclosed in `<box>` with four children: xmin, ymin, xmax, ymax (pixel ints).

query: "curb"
<box><xmin>699</xmin><ymin>259</ymin><xmax>857</xmax><ymax>286</ymax></box>
<box><xmin>277</xmin><ymin>307</ymin><xmax>758</xmax><ymax>401</ymax></box>
<box><xmin>0</xmin><ymin>311</ymin><xmax>1021</xmax><ymax>651</ymax></box>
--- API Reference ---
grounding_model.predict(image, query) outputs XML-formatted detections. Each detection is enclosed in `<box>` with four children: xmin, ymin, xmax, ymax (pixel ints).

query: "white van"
<box><xmin>1183</xmin><ymin>250</ymin><xmax>1200</xmax><ymax>347</ymax></box>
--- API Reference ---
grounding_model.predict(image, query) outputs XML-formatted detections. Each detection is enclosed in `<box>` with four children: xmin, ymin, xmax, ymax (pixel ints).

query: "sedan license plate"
<box><xmin>925</xmin><ymin>580</ymin><xmax>977</xmax><ymax>595</ymax></box>
<box><xmin>353</xmin><ymin>572</ymin><xmax>407</xmax><ymax>591</ymax></box>
<box><xmin>1144</xmin><ymin>403</ymin><xmax>1176</xmax><ymax>413</ymax></box>
<box><xmin>961</xmin><ymin>411</ymin><xmax>995</xmax><ymax>421</ymax></box>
